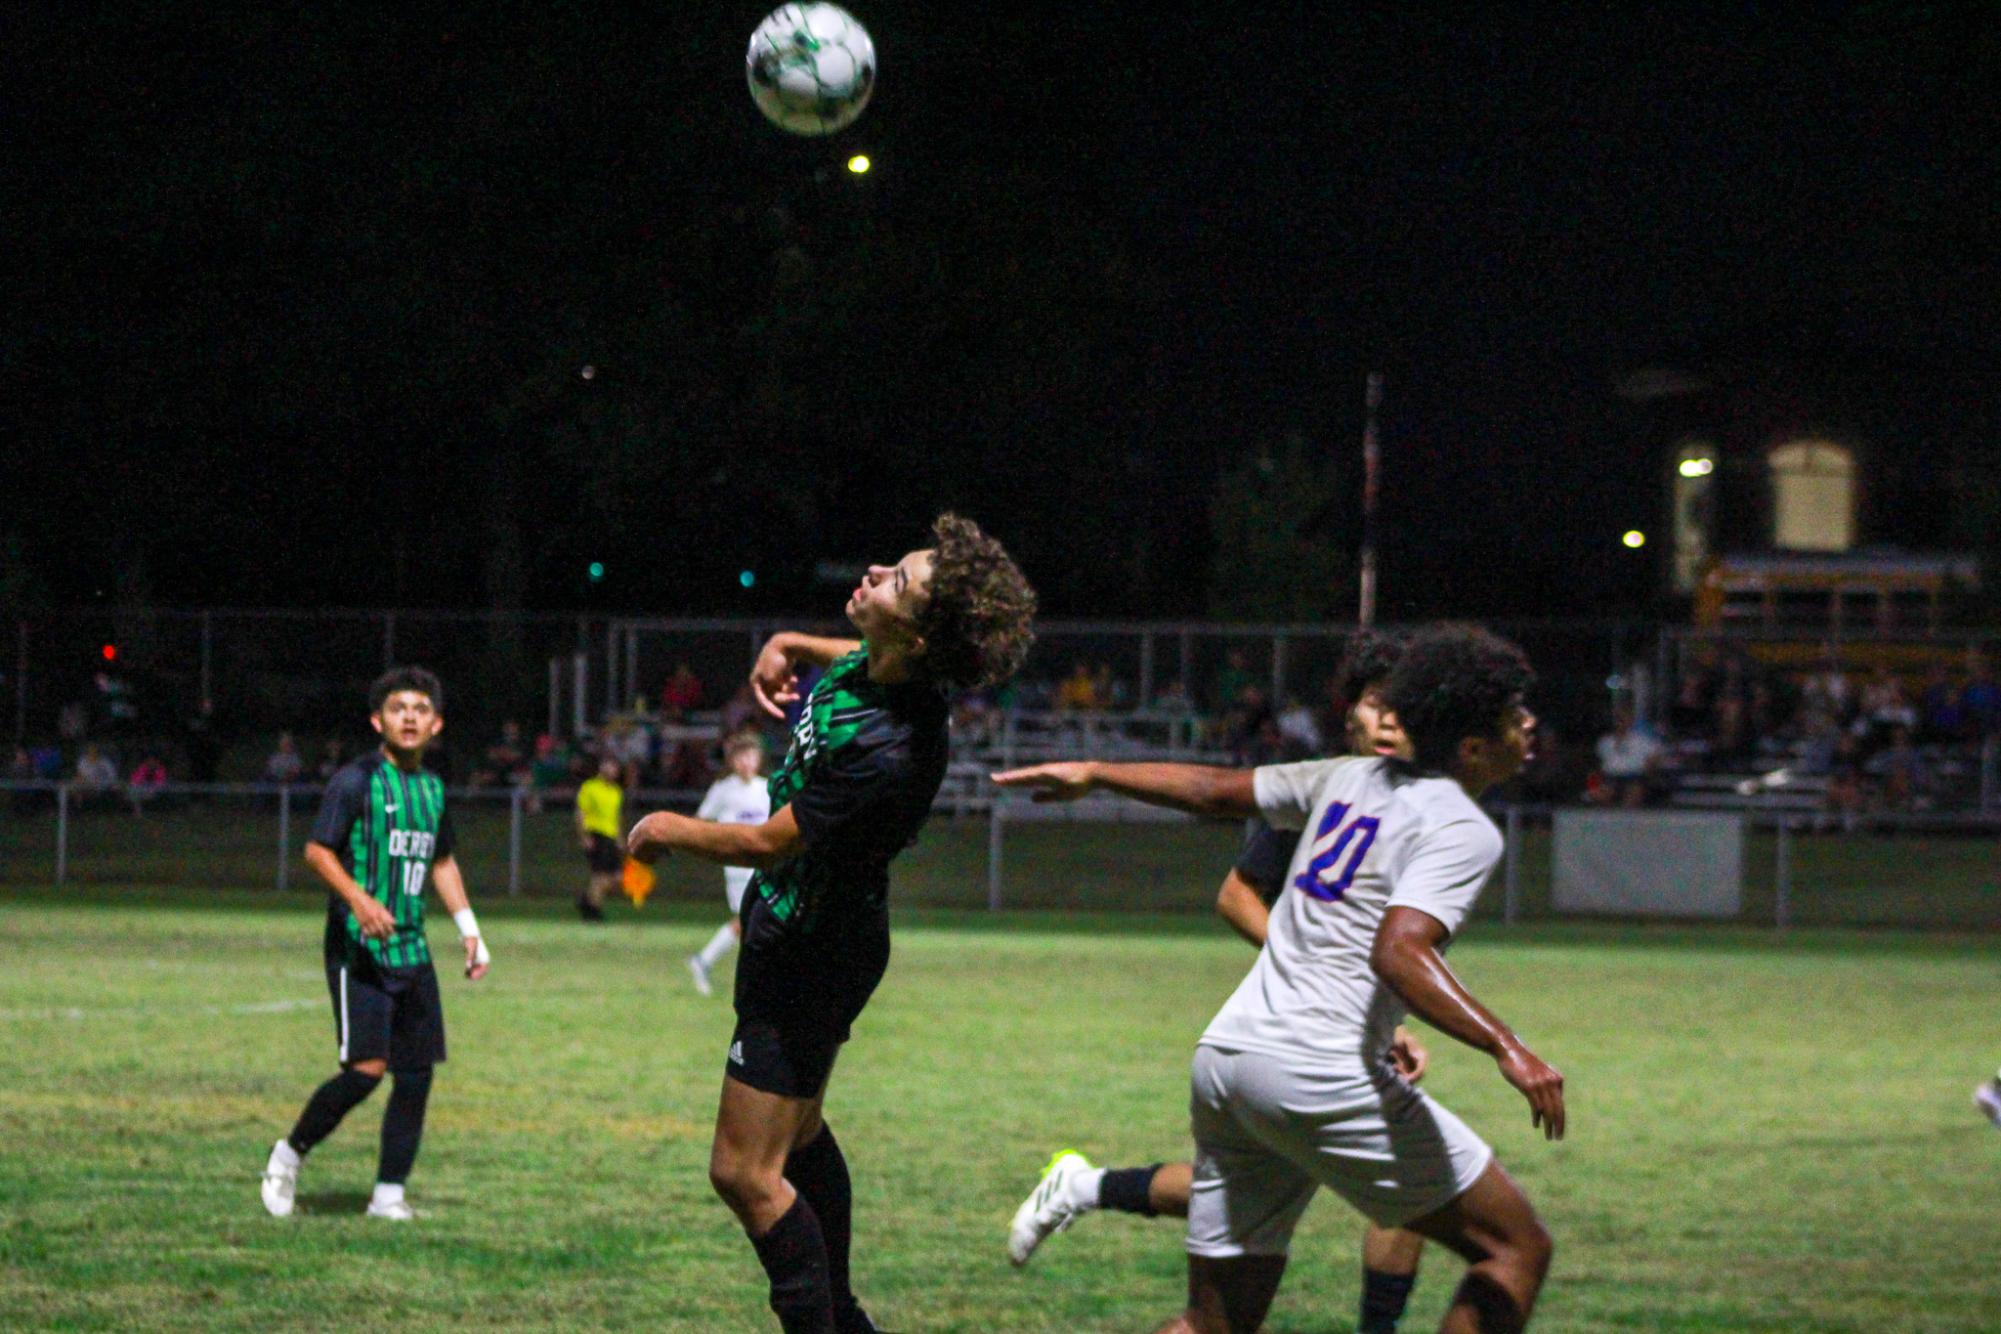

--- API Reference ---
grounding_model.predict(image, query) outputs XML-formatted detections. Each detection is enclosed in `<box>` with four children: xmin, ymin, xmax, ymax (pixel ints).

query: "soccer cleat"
<box><xmin>1007</xmin><ymin>1150</ymin><xmax>1093</xmax><ymax>1267</ymax></box>
<box><xmin>366</xmin><ymin>1198</ymin><xmax>417</xmax><ymax>1221</ymax></box>
<box><xmin>687</xmin><ymin>954</ymin><xmax>713</xmax><ymax>997</ymax></box>
<box><xmin>1976</xmin><ymin>1079</ymin><xmax>2001</xmax><ymax>1129</ymax></box>
<box><xmin>260</xmin><ymin>1139</ymin><xmax>298</xmax><ymax>1218</ymax></box>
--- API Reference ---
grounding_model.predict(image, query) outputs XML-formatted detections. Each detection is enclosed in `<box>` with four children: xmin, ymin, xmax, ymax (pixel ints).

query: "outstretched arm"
<box><xmin>1371</xmin><ymin>906</ymin><xmax>1563</xmax><ymax>1139</ymax></box>
<box><xmin>627</xmin><ymin>805</ymin><xmax>805</xmax><ymax>870</ymax></box>
<box><xmin>990</xmin><ymin>761</ymin><xmax>1258</xmax><ymax>819</ymax></box>
<box><xmin>751</xmin><ymin>632</ymin><xmax>863</xmax><ymax>719</ymax></box>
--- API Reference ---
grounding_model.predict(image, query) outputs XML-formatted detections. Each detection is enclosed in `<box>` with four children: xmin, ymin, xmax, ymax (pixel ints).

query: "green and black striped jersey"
<box><xmin>311</xmin><ymin>752</ymin><xmax>456</xmax><ymax>971</ymax></box>
<box><xmin>750</xmin><ymin>647</ymin><xmax>948</xmax><ymax>934</ymax></box>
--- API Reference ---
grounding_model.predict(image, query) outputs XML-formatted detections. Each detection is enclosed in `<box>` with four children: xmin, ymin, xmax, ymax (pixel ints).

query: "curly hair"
<box><xmin>1336</xmin><ymin>629</ymin><xmax>1407</xmax><ymax>706</ymax></box>
<box><xmin>913</xmin><ymin>513</ymin><xmax>1038</xmax><ymax>690</ymax></box>
<box><xmin>370</xmin><ymin>665</ymin><xmax>444</xmax><ymax>715</ymax></box>
<box><xmin>1383</xmin><ymin>625</ymin><xmax>1533</xmax><ymax>770</ymax></box>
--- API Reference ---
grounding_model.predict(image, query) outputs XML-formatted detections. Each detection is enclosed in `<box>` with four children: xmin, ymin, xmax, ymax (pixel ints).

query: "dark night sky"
<box><xmin>9</xmin><ymin>3</ymin><xmax>1999</xmax><ymax>620</ymax></box>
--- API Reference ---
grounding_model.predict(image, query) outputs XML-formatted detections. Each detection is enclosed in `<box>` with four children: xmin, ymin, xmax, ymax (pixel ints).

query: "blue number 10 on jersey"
<box><xmin>1292</xmin><ymin>803</ymin><xmax>1381</xmax><ymax>902</ymax></box>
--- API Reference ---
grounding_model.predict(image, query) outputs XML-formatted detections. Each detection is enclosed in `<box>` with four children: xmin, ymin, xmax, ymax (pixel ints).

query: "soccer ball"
<box><xmin>746</xmin><ymin>4</ymin><xmax>876</xmax><ymax>136</ymax></box>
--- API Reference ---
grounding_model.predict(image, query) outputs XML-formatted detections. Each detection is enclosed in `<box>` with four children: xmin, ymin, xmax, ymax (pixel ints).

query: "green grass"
<box><xmin>2</xmin><ymin>887</ymin><xmax>1998</xmax><ymax>1331</ymax></box>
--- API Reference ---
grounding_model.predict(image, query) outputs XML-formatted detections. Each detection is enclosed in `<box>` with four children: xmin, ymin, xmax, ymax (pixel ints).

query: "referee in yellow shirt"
<box><xmin>574</xmin><ymin>757</ymin><xmax>625</xmax><ymax>922</ymax></box>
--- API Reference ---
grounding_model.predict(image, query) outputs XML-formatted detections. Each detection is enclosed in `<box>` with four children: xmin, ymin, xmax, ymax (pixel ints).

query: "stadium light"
<box><xmin>846</xmin><ymin>154</ymin><xmax>871</xmax><ymax>175</ymax></box>
<box><xmin>1678</xmin><ymin>456</ymin><xmax>1715</xmax><ymax>478</ymax></box>
<box><xmin>587</xmin><ymin>561</ymin><xmax>606</xmax><ymax>582</ymax></box>
<box><xmin>1622</xmin><ymin>530</ymin><xmax>1647</xmax><ymax>549</ymax></box>
<box><xmin>101</xmin><ymin>644</ymin><xmax>117</xmax><ymax>662</ymax></box>
<box><xmin>739</xmin><ymin>570</ymin><xmax>757</xmax><ymax>589</ymax></box>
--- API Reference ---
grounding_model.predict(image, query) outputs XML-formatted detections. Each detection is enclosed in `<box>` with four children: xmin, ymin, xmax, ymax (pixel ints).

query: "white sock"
<box><xmin>269</xmin><ymin>1139</ymin><xmax>300</xmax><ymax>1170</ymax></box>
<box><xmin>696</xmin><ymin>924</ymin><xmax>738</xmax><ymax>970</ymax></box>
<box><xmin>371</xmin><ymin>1182</ymin><xmax>405</xmax><ymax>1207</ymax></box>
<box><xmin>1068</xmin><ymin>1166</ymin><xmax>1106</xmax><ymax>1212</ymax></box>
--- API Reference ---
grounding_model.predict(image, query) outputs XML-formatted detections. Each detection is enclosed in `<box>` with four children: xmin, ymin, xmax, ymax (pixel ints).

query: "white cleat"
<box><xmin>260</xmin><ymin>1139</ymin><xmax>298</xmax><ymax>1218</ymax></box>
<box><xmin>1007</xmin><ymin>1150</ymin><xmax>1093</xmax><ymax>1268</ymax></box>
<box><xmin>366</xmin><ymin>1198</ymin><xmax>417</xmax><ymax>1221</ymax></box>
<box><xmin>687</xmin><ymin>955</ymin><xmax>713</xmax><ymax>997</ymax></box>
<box><xmin>1975</xmin><ymin>1079</ymin><xmax>2001</xmax><ymax>1129</ymax></box>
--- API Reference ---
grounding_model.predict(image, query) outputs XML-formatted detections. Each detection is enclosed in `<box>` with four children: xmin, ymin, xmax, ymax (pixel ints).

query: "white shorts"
<box><xmin>725</xmin><ymin>867</ymin><xmax>754</xmax><ymax>916</ymax></box>
<box><xmin>1185</xmin><ymin>1043</ymin><xmax>1493</xmax><ymax>1257</ymax></box>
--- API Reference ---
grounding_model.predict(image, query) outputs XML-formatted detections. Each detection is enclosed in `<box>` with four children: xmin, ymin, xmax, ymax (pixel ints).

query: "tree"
<box><xmin>1207</xmin><ymin>435</ymin><xmax>1352</xmax><ymax>623</ymax></box>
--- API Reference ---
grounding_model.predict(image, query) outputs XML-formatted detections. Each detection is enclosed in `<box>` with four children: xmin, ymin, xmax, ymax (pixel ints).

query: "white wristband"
<box><xmin>452</xmin><ymin>908</ymin><xmax>480</xmax><ymax>940</ymax></box>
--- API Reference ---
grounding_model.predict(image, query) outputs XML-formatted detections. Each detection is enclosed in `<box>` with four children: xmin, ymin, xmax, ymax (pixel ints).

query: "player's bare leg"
<box><xmin>1152</xmin><ymin>1254</ymin><xmax>1288</xmax><ymax>1334</ymax></box>
<box><xmin>711</xmin><ymin>1076</ymin><xmax>836</xmax><ymax>1330</ymax></box>
<box><xmin>1360</xmin><ymin>1222</ymin><xmax>1426</xmax><ymax>1332</ymax></box>
<box><xmin>1404</xmin><ymin>1161</ymin><xmax>1553</xmax><ymax>1334</ymax></box>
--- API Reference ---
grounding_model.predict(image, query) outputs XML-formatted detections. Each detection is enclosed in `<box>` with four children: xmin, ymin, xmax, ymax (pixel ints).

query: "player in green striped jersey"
<box><xmin>260</xmin><ymin>667</ymin><xmax>491</xmax><ymax>1222</ymax></box>
<box><xmin>629</xmin><ymin>514</ymin><xmax>1036</xmax><ymax>1334</ymax></box>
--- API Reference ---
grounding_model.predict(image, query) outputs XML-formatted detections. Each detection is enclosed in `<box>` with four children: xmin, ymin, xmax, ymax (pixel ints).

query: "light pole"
<box><xmin>1357</xmin><ymin>372</ymin><xmax>1384</xmax><ymax>627</ymax></box>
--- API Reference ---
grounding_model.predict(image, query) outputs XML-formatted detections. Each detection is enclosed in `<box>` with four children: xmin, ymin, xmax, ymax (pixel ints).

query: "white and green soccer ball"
<box><xmin>746</xmin><ymin>4</ymin><xmax>876</xmax><ymax>136</ymax></box>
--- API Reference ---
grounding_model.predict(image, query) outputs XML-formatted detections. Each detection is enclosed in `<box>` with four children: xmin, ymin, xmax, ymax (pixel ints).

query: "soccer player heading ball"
<box><xmin>995</xmin><ymin>625</ymin><xmax>1563</xmax><ymax>1334</ymax></box>
<box><xmin>628</xmin><ymin>514</ymin><xmax>1035</xmax><ymax>1334</ymax></box>
<box><xmin>261</xmin><ymin>667</ymin><xmax>490</xmax><ymax>1222</ymax></box>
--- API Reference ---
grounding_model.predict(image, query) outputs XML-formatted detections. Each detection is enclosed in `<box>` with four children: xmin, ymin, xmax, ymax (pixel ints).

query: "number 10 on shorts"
<box><xmin>1292</xmin><ymin>803</ymin><xmax>1380</xmax><ymax>902</ymax></box>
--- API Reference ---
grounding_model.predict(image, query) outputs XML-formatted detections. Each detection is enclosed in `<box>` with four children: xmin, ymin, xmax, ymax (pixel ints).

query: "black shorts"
<box><xmin>585</xmin><ymin>832</ymin><xmax>623</xmax><ymax>875</ymax></box>
<box><xmin>727</xmin><ymin>892</ymin><xmax>890</xmax><ymax>1099</ymax></box>
<box><xmin>325</xmin><ymin>956</ymin><xmax>446</xmax><ymax>1071</ymax></box>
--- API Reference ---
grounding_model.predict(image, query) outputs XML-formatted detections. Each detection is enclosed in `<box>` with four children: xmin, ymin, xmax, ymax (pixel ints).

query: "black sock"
<box><xmin>376</xmin><ymin>1067</ymin><xmax>433</xmax><ymax>1185</ymax></box>
<box><xmin>287</xmin><ymin>1068</ymin><xmax>381</xmax><ymax>1155</ymax></box>
<box><xmin>1099</xmin><ymin>1164</ymin><xmax>1162</xmax><ymax>1216</ymax></box>
<box><xmin>786</xmin><ymin>1126</ymin><xmax>870</xmax><ymax>1330</ymax></box>
<box><xmin>749</xmin><ymin>1194</ymin><xmax>835</xmax><ymax>1334</ymax></box>
<box><xmin>1359</xmin><ymin>1266</ymin><xmax>1418</xmax><ymax>1334</ymax></box>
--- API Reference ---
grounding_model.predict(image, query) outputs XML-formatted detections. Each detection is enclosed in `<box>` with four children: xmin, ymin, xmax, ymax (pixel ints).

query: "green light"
<box><xmin>587</xmin><ymin>562</ymin><xmax>605</xmax><ymax>581</ymax></box>
<box><xmin>739</xmin><ymin>570</ymin><xmax>756</xmax><ymax>589</ymax></box>
<box><xmin>846</xmin><ymin>154</ymin><xmax>871</xmax><ymax>175</ymax></box>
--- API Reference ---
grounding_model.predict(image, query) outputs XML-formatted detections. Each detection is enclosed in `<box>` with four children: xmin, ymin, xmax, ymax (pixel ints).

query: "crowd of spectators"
<box><xmin>1577</xmin><ymin>647</ymin><xmax>2001</xmax><ymax>821</ymax></box>
<box><xmin>11</xmin><ymin>646</ymin><xmax>2000</xmax><ymax>825</ymax></box>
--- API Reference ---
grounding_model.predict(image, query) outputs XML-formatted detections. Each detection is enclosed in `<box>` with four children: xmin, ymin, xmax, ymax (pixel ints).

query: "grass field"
<box><xmin>3</xmin><ymin>886</ymin><xmax>1998</xmax><ymax>1331</ymax></box>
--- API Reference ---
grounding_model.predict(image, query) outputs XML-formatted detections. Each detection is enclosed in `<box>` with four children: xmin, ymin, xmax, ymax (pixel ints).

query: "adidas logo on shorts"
<box><xmin>728</xmin><ymin>1040</ymin><xmax>745</xmax><ymax>1066</ymax></box>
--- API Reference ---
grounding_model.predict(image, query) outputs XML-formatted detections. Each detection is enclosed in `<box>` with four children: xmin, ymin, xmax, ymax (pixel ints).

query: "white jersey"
<box><xmin>697</xmin><ymin>773</ymin><xmax>771</xmax><ymax>904</ymax></box>
<box><xmin>1198</xmin><ymin>757</ymin><xmax>1503</xmax><ymax>1070</ymax></box>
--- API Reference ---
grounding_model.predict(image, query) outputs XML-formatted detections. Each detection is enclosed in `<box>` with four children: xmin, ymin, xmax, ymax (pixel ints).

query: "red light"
<box><xmin>101</xmin><ymin>644</ymin><xmax>117</xmax><ymax>661</ymax></box>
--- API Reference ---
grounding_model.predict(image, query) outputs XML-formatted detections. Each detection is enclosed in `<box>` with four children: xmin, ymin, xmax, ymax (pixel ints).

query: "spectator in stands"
<box><xmin>315</xmin><ymin>739</ymin><xmax>347</xmax><ymax>784</ymax></box>
<box><xmin>1961</xmin><ymin>651</ymin><xmax>2000</xmax><ymax>738</ymax></box>
<box><xmin>75</xmin><ymin>743</ymin><xmax>120</xmax><ymax>806</ymax></box>
<box><xmin>1918</xmin><ymin>662</ymin><xmax>1966</xmax><ymax>744</ymax></box>
<box><xmin>1593</xmin><ymin>705</ymin><xmax>1663</xmax><ymax>807</ymax></box>
<box><xmin>127</xmin><ymin>753</ymin><xmax>169</xmax><ymax>815</ymax></box>
<box><xmin>1211</xmin><ymin>646</ymin><xmax>1255</xmax><ymax>715</ymax></box>
<box><xmin>1859</xmin><ymin>666</ymin><xmax>1917</xmax><ymax>742</ymax></box>
<box><xmin>1709</xmin><ymin>691</ymin><xmax>1756</xmax><ymax>768</ymax></box>
<box><xmin>1866</xmin><ymin>724</ymin><xmax>1930</xmax><ymax>812</ymax></box>
<box><xmin>1274</xmin><ymin>695</ymin><xmax>1323</xmax><ymax>758</ymax></box>
<box><xmin>482</xmin><ymin>720</ymin><xmax>529</xmax><ymax>786</ymax></box>
<box><xmin>1668</xmin><ymin>668</ymin><xmax>1713</xmax><ymax>740</ymax></box>
<box><xmin>1055</xmin><ymin>661</ymin><xmax>1102</xmax><ymax>711</ymax></box>
<box><xmin>29</xmin><ymin>741</ymin><xmax>64</xmax><ymax>782</ymax></box>
<box><xmin>659</xmin><ymin>662</ymin><xmax>704</xmax><ymax>720</ymax></box>
<box><xmin>1149</xmin><ymin>679</ymin><xmax>1194</xmax><ymax>716</ymax></box>
<box><xmin>719</xmin><ymin>682</ymin><xmax>759</xmax><ymax>736</ymax></box>
<box><xmin>1822</xmin><ymin>732</ymin><xmax>1868</xmax><ymax>831</ymax></box>
<box><xmin>1091</xmin><ymin>661</ymin><xmax>1127</xmax><ymax>710</ymax></box>
<box><xmin>264</xmin><ymin>732</ymin><xmax>304</xmax><ymax>785</ymax></box>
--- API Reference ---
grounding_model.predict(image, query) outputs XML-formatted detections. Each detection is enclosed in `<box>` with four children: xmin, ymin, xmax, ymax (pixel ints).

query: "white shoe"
<box><xmin>261</xmin><ymin>1139</ymin><xmax>298</xmax><ymax>1218</ymax></box>
<box><xmin>366</xmin><ymin>1198</ymin><xmax>416</xmax><ymax>1221</ymax></box>
<box><xmin>687</xmin><ymin>955</ymin><xmax>713</xmax><ymax>997</ymax></box>
<box><xmin>1976</xmin><ymin>1079</ymin><xmax>2001</xmax><ymax>1129</ymax></box>
<box><xmin>1007</xmin><ymin>1150</ymin><xmax>1093</xmax><ymax>1267</ymax></box>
